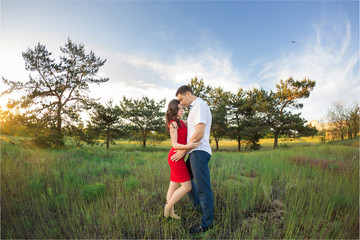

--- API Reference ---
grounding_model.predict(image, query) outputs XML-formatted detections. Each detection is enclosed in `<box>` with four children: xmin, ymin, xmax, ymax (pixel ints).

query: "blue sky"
<box><xmin>1</xmin><ymin>0</ymin><xmax>359</xmax><ymax>122</ymax></box>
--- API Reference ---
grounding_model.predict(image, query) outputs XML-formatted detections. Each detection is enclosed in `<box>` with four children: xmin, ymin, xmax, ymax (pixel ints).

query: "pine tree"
<box><xmin>1</xmin><ymin>39</ymin><xmax>109</xmax><ymax>147</ymax></box>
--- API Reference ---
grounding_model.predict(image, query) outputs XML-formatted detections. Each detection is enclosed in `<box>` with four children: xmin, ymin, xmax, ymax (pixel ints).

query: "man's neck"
<box><xmin>189</xmin><ymin>96</ymin><xmax>197</xmax><ymax>105</ymax></box>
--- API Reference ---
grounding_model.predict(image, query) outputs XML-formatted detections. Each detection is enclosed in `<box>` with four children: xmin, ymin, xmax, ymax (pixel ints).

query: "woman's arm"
<box><xmin>169</xmin><ymin>122</ymin><xmax>198</xmax><ymax>150</ymax></box>
<box><xmin>182</xmin><ymin>120</ymin><xmax>188</xmax><ymax>127</ymax></box>
<box><xmin>170</xmin><ymin>123</ymin><xmax>204</xmax><ymax>162</ymax></box>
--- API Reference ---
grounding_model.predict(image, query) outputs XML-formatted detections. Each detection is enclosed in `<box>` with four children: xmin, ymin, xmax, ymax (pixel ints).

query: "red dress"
<box><xmin>167</xmin><ymin>120</ymin><xmax>191</xmax><ymax>183</ymax></box>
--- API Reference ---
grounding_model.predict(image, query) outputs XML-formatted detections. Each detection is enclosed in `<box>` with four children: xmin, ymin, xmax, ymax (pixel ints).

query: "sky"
<box><xmin>0</xmin><ymin>0</ymin><xmax>359</xmax><ymax>122</ymax></box>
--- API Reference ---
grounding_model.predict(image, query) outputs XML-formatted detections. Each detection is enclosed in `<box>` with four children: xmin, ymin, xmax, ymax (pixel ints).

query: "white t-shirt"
<box><xmin>187</xmin><ymin>97</ymin><xmax>212</xmax><ymax>155</ymax></box>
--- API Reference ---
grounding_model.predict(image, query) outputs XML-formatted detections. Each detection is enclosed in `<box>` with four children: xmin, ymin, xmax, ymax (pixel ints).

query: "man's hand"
<box><xmin>171</xmin><ymin>149</ymin><xmax>186</xmax><ymax>162</ymax></box>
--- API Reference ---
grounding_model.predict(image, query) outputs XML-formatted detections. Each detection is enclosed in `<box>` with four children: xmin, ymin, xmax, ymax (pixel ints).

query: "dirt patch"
<box><xmin>351</xmin><ymin>141</ymin><xmax>359</xmax><ymax>148</ymax></box>
<box><xmin>18</xmin><ymin>139</ymin><xmax>39</xmax><ymax>149</ymax></box>
<box><xmin>241</xmin><ymin>199</ymin><xmax>286</xmax><ymax>238</ymax></box>
<box><xmin>289</xmin><ymin>156</ymin><xmax>349</xmax><ymax>173</ymax></box>
<box><xmin>0</xmin><ymin>136</ymin><xmax>16</xmax><ymax>145</ymax></box>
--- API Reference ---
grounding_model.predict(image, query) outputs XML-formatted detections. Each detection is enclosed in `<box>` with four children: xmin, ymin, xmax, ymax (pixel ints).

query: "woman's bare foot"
<box><xmin>164</xmin><ymin>204</ymin><xmax>171</xmax><ymax>218</ymax></box>
<box><xmin>170</xmin><ymin>206</ymin><xmax>180</xmax><ymax>219</ymax></box>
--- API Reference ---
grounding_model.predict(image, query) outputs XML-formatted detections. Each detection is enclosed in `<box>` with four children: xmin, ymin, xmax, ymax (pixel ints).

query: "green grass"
<box><xmin>1</xmin><ymin>136</ymin><xmax>359</xmax><ymax>239</ymax></box>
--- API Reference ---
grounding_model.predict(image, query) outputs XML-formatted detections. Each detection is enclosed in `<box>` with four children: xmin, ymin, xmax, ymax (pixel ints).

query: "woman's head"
<box><xmin>165</xmin><ymin>99</ymin><xmax>183</xmax><ymax>131</ymax></box>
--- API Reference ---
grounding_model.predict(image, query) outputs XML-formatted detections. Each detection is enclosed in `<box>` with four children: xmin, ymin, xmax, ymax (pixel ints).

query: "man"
<box><xmin>171</xmin><ymin>85</ymin><xmax>214</xmax><ymax>234</ymax></box>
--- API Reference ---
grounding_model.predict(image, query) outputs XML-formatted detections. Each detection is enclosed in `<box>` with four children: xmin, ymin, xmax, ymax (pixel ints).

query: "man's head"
<box><xmin>176</xmin><ymin>85</ymin><xmax>196</xmax><ymax>107</ymax></box>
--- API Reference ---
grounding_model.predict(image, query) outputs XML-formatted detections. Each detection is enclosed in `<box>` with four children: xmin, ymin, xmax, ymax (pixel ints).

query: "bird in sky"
<box><xmin>291</xmin><ymin>40</ymin><xmax>296</xmax><ymax>43</ymax></box>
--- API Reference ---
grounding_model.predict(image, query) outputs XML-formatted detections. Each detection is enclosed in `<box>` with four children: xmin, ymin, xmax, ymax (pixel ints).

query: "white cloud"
<box><xmin>256</xmin><ymin>16</ymin><xmax>359</xmax><ymax>122</ymax></box>
<box><xmin>119</xmin><ymin>47</ymin><xmax>248</xmax><ymax>91</ymax></box>
<box><xmin>87</xmin><ymin>43</ymin><xmax>252</xmax><ymax>108</ymax></box>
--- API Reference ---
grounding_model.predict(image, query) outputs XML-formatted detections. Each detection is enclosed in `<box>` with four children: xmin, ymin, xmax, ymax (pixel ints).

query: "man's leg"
<box><xmin>187</xmin><ymin>180</ymin><xmax>201</xmax><ymax>208</ymax></box>
<box><xmin>187</xmin><ymin>154</ymin><xmax>201</xmax><ymax>209</ymax></box>
<box><xmin>189</xmin><ymin>151</ymin><xmax>214</xmax><ymax>229</ymax></box>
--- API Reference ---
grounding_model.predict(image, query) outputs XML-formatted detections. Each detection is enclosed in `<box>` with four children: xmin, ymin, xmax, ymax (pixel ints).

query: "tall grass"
<box><xmin>1</xmin><ymin>137</ymin><xmax>359</xmax><ymax>239</ymax></box>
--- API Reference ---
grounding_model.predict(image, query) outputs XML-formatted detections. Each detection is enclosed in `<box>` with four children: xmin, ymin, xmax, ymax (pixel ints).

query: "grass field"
<box><xmin>1</xmin><ymin>135</ymin><xmax>359</xmax><ymax>239</ymax></box>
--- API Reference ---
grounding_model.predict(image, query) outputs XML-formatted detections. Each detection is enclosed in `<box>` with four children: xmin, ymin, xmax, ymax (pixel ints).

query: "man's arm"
<box><xmin>170</xmin><ymin>123</ymin><xmax>206</xmax><ymax>161</ymax></box>
<box><xmin>188</xmin><ymin>123</ymin><xmax>205</xmax><ymax>143</ymax></box>
<box><xmin>169</xmin><ymin>122</ymin><xmax>199</xmax><ymax>150</ymax></box>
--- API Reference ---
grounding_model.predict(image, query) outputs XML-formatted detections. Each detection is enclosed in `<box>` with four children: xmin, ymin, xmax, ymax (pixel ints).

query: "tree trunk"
<box><xmin>143</xmin><ymin>138</ymin><xmax>146</xmax><ymax>148</ymax></box>
<box><xmin>237</xmin><ymin>136</ymin><xmax>241</xmax><ymax>152</ymax></box>
<box><xmin>56</xmin><ymin>107</ymin><xmax>62</xmax><ymax>136</ymax></box>
<box><xmin>106</xmin><ymin>128</ymin><xmax>110</xmax><ymax>149</ymax></box>
<box><xmin>215</xmin><ymin>137</ymin><xmax>219</xmax><ymax>151</ymax></box>
<box><xmin>274</xmin><ymin>132</ymin><xmax>279</xmax><ymax>149</ymax></box>
<box><xmin>55</xmin><ymin>105</ymin><xmax>64</xmax><ymax>146</ymax></box>
<box><xmin>142</xmin><ymin>129</ymin><xmax>146</xmax><ymax>147</ymax></box>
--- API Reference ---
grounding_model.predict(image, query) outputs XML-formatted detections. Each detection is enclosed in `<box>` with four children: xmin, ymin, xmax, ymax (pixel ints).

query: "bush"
<box><xmin>124</xmin><ymin>176</ymin><xmax>140</xmax><ymax>191</ymax></box>
<box><xmin>32</xmin><ymin>130</ymin><xmax>64</xmax><ymax>148</ymax></box>
<box><xmin>55</xmin><ymin>194</ymin><xmax>69</xmax><ymax>206</ymax></box>
<box><xmin>83</xmin><ymin>183</ymin><xmax>106</xmax><ymax>202</ymax></box>
<box><xmin>332</xmin><ymin>193</ymin><xmax>352</xmax><ymax>212</ymax></box>
<box><xmin>28</xmin><ymin>176</ymin><xmax>44</xmax><ymax>194</ymax></box>
<box><xmin>112</xmin><ymin>166</ymin><xmax>130</xmax><ymax>177</ymax></box>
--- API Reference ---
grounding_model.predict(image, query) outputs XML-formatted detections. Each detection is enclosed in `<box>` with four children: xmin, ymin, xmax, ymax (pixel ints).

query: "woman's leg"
<box><xmin>166</xmin><ymin>181</ymin><xmax>179</xmax><ymax>204</ymax></box>
<box><xmin>165</xmin><ymin>181</ymin><xmax>180</xmax><ymax>219</ymax></box>
<box><xmin>166</xmin><ymin>181</ymin><xmax>181</xmax><ymax>219</ymax></box>
<box><xmin>164</xmin><ymin>180</ymin><xmax>192</xmax><ymax>218</ymax></box>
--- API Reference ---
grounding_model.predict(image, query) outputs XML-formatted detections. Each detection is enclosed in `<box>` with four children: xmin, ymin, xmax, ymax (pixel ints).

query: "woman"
<box><xmin>164</xmin><ymin>99</ymin><xmax>199</xmax><ymax>219</ymax></box>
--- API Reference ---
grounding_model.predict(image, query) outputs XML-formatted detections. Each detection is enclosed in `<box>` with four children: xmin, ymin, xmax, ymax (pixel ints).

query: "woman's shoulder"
<box><xmin>179</xmin><ymin>120</ymin><xmax>186</xmax><ymax>128</ymax></box>
<box><xmin>169</xmin><ymin>120</ymin><xmax>179</xmax><ymax>128</ymax></box>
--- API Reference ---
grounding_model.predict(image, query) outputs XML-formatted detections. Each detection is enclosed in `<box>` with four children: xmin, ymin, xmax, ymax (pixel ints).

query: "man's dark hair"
<box><xmin>176</xmin><ymin>85</ymin><xmax>193</xmax><ymax>96</ymax></box>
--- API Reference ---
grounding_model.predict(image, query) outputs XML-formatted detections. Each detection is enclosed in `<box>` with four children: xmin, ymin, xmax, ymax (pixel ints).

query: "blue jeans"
<box><xmin>187</xmin><ymin>150</ymin><xmax>214</xmax><ymax>228</ymax></box>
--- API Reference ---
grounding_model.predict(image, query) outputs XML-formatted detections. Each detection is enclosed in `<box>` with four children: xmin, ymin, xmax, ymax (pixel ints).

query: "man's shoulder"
<box><xmin>198</xmin><ymin>98</ymin><xmax>211</xmax><ymax>111</ymax></box>
<box><xmin>191</xmin><ymin>98</ymin><xmax>211</xmax><ymax>119</ymax></box>
<box><xmin>190</xmin><ymin>98</ymin><xmax>210</xmax><ymax>115</ymax></box>
<box><xmin>194</xmin><ymin>98</ymin><xmax>209</xmax><ymax>107</ymax></box>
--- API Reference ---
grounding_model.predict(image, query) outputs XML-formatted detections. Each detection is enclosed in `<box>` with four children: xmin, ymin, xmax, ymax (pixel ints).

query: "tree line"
<box><xmin>322</xmin><ymin>101</ymin><xmax>359</xmax><ymax>142</ymax></box>
<box><xmin>1</xmin><ymin>39</ymin><xmax>322</xmax><ymax>150</ymax></box>
<box><xmin>188</xmin><ymin>76</ymin><xmax>317</xmax><ymax>150</ymax></box>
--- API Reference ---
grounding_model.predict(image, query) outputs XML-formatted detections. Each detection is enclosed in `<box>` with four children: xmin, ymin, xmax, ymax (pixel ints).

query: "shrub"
<box><xmin>112</xmin><ymin>166</ymin><xmax>130</xmax><ymax>177</ymax></box>
<box><xmin>55</xmin><ymin>193</ymin><xmax>69</xmax><ymax>206</ymax></box>
<box><xmin>83</xmin><ymin>183</ymin><xmax>106</xmax><ymax>202</ymax></box>
<box><xmin>124</xmin><ymin>176</ymin><xmax>140</xmax><ymax>191</ymax></box>
<box><xmin>28</xmin><ymin>176</ymin><xmax>44</xmax><ymax>194</ymax></box>
<box><xmin>332</xmin><ymin>193</ymin><xmax>352</xmax><ymax>212</ymax></box>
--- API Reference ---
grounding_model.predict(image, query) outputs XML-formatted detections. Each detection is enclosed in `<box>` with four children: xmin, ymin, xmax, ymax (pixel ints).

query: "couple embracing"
<box><xmin>164</xmin><ymin>85</ymin><xmax>214</xmax><ymax>234</ymax></box>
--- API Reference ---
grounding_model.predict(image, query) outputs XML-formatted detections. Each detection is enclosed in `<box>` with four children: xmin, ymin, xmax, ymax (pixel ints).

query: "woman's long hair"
<box><xmin>165</xmin><ymin>99</ymin><xmax>182</xmax><ymax>132</ymax></box>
